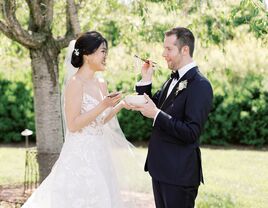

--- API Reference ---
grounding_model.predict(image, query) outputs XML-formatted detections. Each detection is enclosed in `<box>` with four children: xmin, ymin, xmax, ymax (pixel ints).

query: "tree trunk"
<box><xmin>0</xmin><ymin>0</ymin><xmax>80</xmax><ymax>183</ymax></box>
<box><xmin>30</xmin><ymin>41</ymin><xmax>63</xmax><ymax>182</ymax></box>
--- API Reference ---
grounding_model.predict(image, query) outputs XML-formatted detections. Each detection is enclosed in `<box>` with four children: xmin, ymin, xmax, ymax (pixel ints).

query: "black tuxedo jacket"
<box><xmin>136</xmin><ymin>67</ymin><xmax>213</xmax><ymax>186</ymax></box>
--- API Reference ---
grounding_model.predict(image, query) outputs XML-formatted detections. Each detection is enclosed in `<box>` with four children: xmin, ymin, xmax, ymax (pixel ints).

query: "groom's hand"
<box><xmin>132</xmin><ymin>94</ymin><xmax>159</xmax><ymax>119</ymax></box>
<box><xmin>141</xmin><ymin>61</ymin><xmax>154</xmax><ymax>82</ymax></box>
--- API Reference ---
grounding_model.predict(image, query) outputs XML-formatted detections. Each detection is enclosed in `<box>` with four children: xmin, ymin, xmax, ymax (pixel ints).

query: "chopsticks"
<box><xmin>134</xmin><ymin>55</ymin><xmax>157</xmax><ymax>65</ymax></box>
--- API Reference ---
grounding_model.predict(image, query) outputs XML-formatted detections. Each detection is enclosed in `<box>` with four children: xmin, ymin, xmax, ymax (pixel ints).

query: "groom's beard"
<box><xmin>168</xmin><ymin>62</ymin><xmax>178</xmax><ymax>71</ymax></box>
<box><xmin>166</xmin><ymin>59</ymin><xmax>180</xmax><ymax>70</ymax></box>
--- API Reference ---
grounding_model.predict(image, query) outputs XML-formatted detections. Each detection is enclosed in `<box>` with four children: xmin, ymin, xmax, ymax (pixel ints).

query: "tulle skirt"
<box><xmin>22</xmin><ymin>118</ymin><xmax>152</xmax><ymax>208</ymax></box>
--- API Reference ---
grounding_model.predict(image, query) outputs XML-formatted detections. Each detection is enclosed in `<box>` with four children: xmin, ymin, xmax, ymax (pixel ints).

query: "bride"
<box><xmin>22</xmin><ymin>31</ymin><xmax>150</xmax><ymax>208</ymax></box>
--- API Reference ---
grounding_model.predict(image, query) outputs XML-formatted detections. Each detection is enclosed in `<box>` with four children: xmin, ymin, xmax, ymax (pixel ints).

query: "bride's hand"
<box><xmin>102</xmin><ymin>93</ymin><xmax>122</xmax><ymax>108</ymax></box>
<box><xmin>141</xmin><ymin>61</ymin><xmax>154</xmax><ymax>82</ymax></box>
<box><xmin>120</xmin><ymin>99</ymin><xmax>133</xmax><ymax>110</ymax></box>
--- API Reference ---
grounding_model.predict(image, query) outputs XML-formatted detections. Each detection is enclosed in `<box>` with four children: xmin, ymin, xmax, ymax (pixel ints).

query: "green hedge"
<box><xmin>117</xmin><ymin>109</ymin><xmax>152</xmax><ymax>142</ymax></box>
<box><xmin>0</xmin><ymin>76</ymin><xmax>35</xmax><ymax>142</ymax></box>
<box><xmin>201</xmin><ymin>72</ymin><xmax>268</xmax><ymax>146</ymax></box>
<box><xmin>1</xmin><ymin>71</ymin><xmax>267</xmax><ymax>146</ymax></box>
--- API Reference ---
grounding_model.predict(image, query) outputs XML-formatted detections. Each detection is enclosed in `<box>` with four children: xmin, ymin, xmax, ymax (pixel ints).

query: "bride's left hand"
<box><xmin>120</xmin><ymin>99</ymin><xmax>133</xmax><ymax>110</ymax></box>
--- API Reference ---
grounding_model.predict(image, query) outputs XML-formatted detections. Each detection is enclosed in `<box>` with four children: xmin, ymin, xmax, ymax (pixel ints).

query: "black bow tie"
<box><xmin>171</xmin><ymin>71</ymin><xmax>179</xmax><ymax>80</ymax></box>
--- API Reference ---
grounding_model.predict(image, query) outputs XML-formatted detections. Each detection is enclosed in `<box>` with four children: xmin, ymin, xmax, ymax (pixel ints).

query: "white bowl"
<box><xmin>125</xmin><ymin>95</ymin><xmax>147</xmax><ymax>105</ymax></box>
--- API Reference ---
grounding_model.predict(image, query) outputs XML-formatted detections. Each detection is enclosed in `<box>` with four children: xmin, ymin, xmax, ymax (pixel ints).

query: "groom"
<box><xmin>132</xmin><ymin>27</ymin><xmax>213</xmax><ymax>207</ymax></box>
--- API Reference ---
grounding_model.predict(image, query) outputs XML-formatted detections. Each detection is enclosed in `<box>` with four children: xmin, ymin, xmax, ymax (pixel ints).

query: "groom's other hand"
<box><xmin>141</xmin><ymin>61</ymin><xmax>154</xmax><ymax>82</ymax></box>
<box><xmin>132</xmin><ymin>94</ymin><xmax>159</xmax><ymax>119</ymax></box>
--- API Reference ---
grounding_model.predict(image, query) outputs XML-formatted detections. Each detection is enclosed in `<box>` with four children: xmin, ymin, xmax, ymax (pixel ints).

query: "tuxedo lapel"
<box><xmin>160</xmin><ymin>79</ymin><xmax>182</xmax><ymax>109</ymax></box>
<box><xmin>158</xmin><ymin>78</ymin><xmax>173</xmax><ymax>107</ymax></box>
<box><xmin>160</xmin><ymin>67</ymin><xmax>198</xmax><ymax>110</ymax></box>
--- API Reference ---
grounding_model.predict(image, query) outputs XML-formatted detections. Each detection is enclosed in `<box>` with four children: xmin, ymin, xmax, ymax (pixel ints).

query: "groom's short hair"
<box><xmin>165</xmin><ymin>27</ymin><xmax>195</xmax><ymax>57</ymax></box>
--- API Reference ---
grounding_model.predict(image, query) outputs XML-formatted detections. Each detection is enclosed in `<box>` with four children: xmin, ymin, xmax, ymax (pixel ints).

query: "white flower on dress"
<box><xmin>175</xmin><ymin>80</ymin><xmax>188</xmax><ymax>95</ymax></box>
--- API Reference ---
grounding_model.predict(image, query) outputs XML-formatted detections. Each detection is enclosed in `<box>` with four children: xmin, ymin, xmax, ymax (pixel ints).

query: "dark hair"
<box><xmin>71</xmin><ymin>31</ymin><xmax>108</xmax><ymax>68</ymax></box>
<box><xmin>165</xmin><ymin>27</ymin><xmax>195</xmax><ymax>57</ymax></box>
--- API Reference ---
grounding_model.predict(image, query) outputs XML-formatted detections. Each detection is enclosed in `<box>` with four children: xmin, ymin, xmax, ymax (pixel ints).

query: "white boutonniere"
<box><xmin>175</xmin><ymin>80</ymin><xmax>188</xmax><ymax>95</ymax></box>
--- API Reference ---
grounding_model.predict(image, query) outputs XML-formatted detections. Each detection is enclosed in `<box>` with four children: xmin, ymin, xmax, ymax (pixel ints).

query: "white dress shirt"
<box><xmin>166</xmin><ymin>62</ymin><xmax>197</xmax><ymax>98</ymax></box>
<box><xmin>136</xmin><ymin>62</ymin><xmax>197</xmax><ymax>126</ymax></box>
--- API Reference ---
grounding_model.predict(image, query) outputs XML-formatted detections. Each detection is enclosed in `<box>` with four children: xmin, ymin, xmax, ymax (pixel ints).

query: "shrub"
<box><xmin>0</xmin><ymin>75</ymin><xmax>35</xmax><ymax>142</ymax></box>
<box><xmin>118</xmin><ymin>109</ymin><xmax>152</xmax><ymax>142</ymax></box>
<box><xmin>201</xmin><ymin>71</ymin><xmax>268</xmax><ymax>146</ymax></box>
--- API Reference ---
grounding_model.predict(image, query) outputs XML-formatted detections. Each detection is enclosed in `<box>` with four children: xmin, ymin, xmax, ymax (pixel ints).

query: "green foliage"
<box><xmin>0</xmin><ymin>75</ymin><xmax>35</xmax><ymax>143</ymax></box>
<box><xmin>100</xmin><ymin>20</ymin><xmax>121</xmax><ymax>47</ymax></box>
<box><xmin>192</xmin><ymin>13</ymin><xmax>234</xmax><ymax>46</ymax></box>
<box><xmin>118</xmin><ymin>109</ymin><xmax>152</xmax><ymax>141</ymax></box>
<box><xmin>162</xmin><ymin>0</ymin><xmax>202</xmax><ymax>13</ymax></box>
<box><xmin>201</xmin><ymin>71</ymin><xmax>268</xmax><ymax>146</ymax></box>
<box><xmin>139</xmin><ymin>22</ymin><xmax>172</xmax><ymax>43</ymax></box>
<box><xmin>231</xmin><ymin>0</ymin><xmax>268</xmax><ymax>39</ymax></box>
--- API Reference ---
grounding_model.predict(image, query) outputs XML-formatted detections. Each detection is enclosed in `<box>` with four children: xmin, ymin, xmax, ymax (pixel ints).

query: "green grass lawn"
<box><xmin>197</xmin><ymin>147</ymin><xmax>268</xmax><ymax>208</ymax></box>
<box><xmin>0</xmin><ymin>145</ymin><xmax>267</xmax><ymax>207</ymax></box>
<box><xmin>0</xmin><ymin>146</ymin><xmax>26</xmax><ymax>185</ymax></box>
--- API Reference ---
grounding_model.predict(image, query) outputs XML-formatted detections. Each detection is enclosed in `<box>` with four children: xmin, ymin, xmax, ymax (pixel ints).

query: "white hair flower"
<box><xmin>74</xmin><ymin>49</ymin><xmax>80</xmax><ymax>56</ymax></box>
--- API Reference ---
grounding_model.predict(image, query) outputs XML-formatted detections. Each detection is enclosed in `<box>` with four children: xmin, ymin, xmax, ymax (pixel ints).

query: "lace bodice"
<box><xmin>67</xmin><ymin>93</ymin><xmax>110</xmax><ymax>137</ymax></box>
<box><xmin>81</xmin><ymin>93</ymin><xmax>100</xmax><ymax>113</ymax></box>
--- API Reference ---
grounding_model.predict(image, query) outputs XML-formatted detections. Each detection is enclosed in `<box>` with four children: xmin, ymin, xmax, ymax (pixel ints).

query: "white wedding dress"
<box><xmin>22</xmin><ymin>92</ymin><xmax>148</xmax><ymax>208</ymax></box>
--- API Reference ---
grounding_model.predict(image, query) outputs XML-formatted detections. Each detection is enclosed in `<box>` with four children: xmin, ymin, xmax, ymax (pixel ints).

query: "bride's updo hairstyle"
<box><xmin>71</xmin><ymin>31</ymin><xmax>108</xmax><ymax>68</ymax></box>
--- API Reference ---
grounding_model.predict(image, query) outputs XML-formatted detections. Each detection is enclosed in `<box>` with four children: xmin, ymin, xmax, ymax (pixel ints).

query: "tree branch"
<box><xmin>66</xmin><ymin>0</ymin><xmax>81</xmax><ymax>36</ymax></box>
<box><xmin>56</xmin><ymin>34</ymin><xmax>76</xmax><ymax>49</ymax></box>
<box><xmin>25</xmin><ymin>0</ymin><xmax>54</xmax><ymax>32</ymax></box>
<box><xmin>0</xmin><ymin>0</ymin><xmax>45</xmax><ymax>49</ymax></box>
<box><xmin>55</xmin><ymin>0</ymin><xmax>81</xmax><ymax>50</ymax></box>
<box><xmin>0</xmin><ymin>20</ymin><xmax>13</xmax><ymax>38</ymax></box>
<box><xmin>25</xmin><ymin>0</ymin><xmax>43</xmax><ymax>28</ymax></box>
<box><xmin>44</xmin><ymin>0</ymin><xmax>54</xmax><ymax>31</ymax></box>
